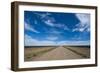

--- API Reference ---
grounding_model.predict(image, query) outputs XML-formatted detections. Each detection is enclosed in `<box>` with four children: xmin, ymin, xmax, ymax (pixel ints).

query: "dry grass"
<box><xmin>64</xmin><ymin>46</ymin><xmax>90</xmax><ymax>58</ymax></box>
<box><xmin>24</xmin><ymin>46</ymin><xmax>56</xmax><ymax>61</ymax></box>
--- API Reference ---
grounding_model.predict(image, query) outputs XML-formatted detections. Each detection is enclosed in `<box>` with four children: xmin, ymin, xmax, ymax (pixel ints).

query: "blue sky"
<box><xmin>24</xmin><ymin>11</ymin><xmax>90</xmax><ymax>46</ymax></box>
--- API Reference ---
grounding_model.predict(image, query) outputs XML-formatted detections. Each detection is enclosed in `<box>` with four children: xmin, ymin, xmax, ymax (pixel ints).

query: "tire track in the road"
<box><xmin>63</xmin><ymin>46</ymin><xmax>88</xmax><ymax>58</ymax></box>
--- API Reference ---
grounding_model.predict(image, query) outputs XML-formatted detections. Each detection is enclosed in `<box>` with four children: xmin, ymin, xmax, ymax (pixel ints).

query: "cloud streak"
<box><xmin>73</xmin><ymin>14</ymin><xmax>90</xmax><ymax>32</ymax></box>
<box><xmin>24</xmin><ymin>22</ymin><xmax>40</xmax><ymax>33</ymax></box>
<box><xmin>44</xmin><ymin>19</ymin><xmax>55</xmax><ymax>26</ymax></box>
<box><xmin>35</xmin><ymin>12</ymin><xmax>69</xmax><ymax>31</ymax></box>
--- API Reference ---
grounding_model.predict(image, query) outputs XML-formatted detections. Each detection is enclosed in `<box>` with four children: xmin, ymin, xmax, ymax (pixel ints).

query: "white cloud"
<box><xmin>44</xmin><ymin>19</ymin><xmax>55</xmax><ymax>26</ymax></box>
<box><xmin>25</xmin><ymin>34</ymin><xmax>89</xmax><ymax>46</ymax></box>
<box><xmin>35</xmin><ymin>12</ymin><xmax>69</xmax><ymax>31</ymax></box>
<box><xmin>76</xmin><ymin>14</ymin><xmax>90</xmax><ymax>25</ymax></box>
<box><xmin>57</xmin><ymin>40</ymin><xmax>90</xmax><ymax>46</ymax></box>
<box><xmin>73</xmin><ymin>27</ymin><xmax>85</xmax><ymax>32</ymax></box>
<box><xmin>25</xmin><ymin>34</ymin><xmax>56</xmax><ymax>46</ymax></box>
<box><xmin>48</xmin><ymin>29</ymin><xmax>62</xmax><ymax>34</ymax></box>
<box><xmin>44</xmin><ymin>19</ymin><xmax>69</xmax><ymax>31</ymax></box>
<box><xmin>25</xmin><ymin>22</ymin><xmax>40</xmax><ymax>33</ymax></box>
<box><xmin>34</xmin><ymin>13</ymin><xmax>51</xmax><ymax>19</ymax></box>
<box><xmin>55</xmin><ymin>23</ymin><xmax>69</xmax><ymax>30</ymax></box>
<box><xmin>87</xmin><ymin>28</ymin><xmax>90</xmax><ymax>32</ymax></box>
<box><xmin>73</xmin><ymin>14</ymin><xmax>90</xmax><ymax>32</ymax></box>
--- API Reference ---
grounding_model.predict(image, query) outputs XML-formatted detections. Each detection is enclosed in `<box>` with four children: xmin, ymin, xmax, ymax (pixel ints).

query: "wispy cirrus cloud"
<box><xmin>43</xmin><ymin>17</ymin><xmax>69</xmax><ymax>31</ymax></box>
<box><xmin>34</xmin><ymin>12</ymin><xmax>51</xmax><ymax>19</ymax></box>
<box><xmin>44</xmin><ymin>19</ymin><xmax>55</xmax><ymax>26</ymax></box>
<box><xmin>24</xmin><ymin>22</ymin><xmax>40</xmax><ymax>33</ymax></box>
<box><xmin>76</xmin><ymin>14</ymin><xmax>90</xmax><ymax>25</ymax></box>
<box><xmin>73</xmin><ymin>14</ymin><xmax>90</xmax><ymax>32</ymax></box>
<box><xmin>35</xmin><ymin>12</ymin><xmax>69</xmax><ymax>31</ymax></box>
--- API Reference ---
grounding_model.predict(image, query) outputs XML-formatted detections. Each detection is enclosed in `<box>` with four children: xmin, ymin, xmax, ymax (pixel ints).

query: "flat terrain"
<box><xmin>24</xmin><ymin>46</ymin><xmax>90</xmax><ymax>61</ymax></box>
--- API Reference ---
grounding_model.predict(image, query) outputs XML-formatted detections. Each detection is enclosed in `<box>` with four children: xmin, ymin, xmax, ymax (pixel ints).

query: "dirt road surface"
<box><xmin>33</xmin><ymin>46</ymin><xmax>86</xmax><ymax>61</ymax></box>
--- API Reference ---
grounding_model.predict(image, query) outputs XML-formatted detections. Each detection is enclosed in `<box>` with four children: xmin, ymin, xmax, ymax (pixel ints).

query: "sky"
<box><xmin>24</xmin><ymin>11</ymin><xmax>90</xmax><ymax>46</ymax></box>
